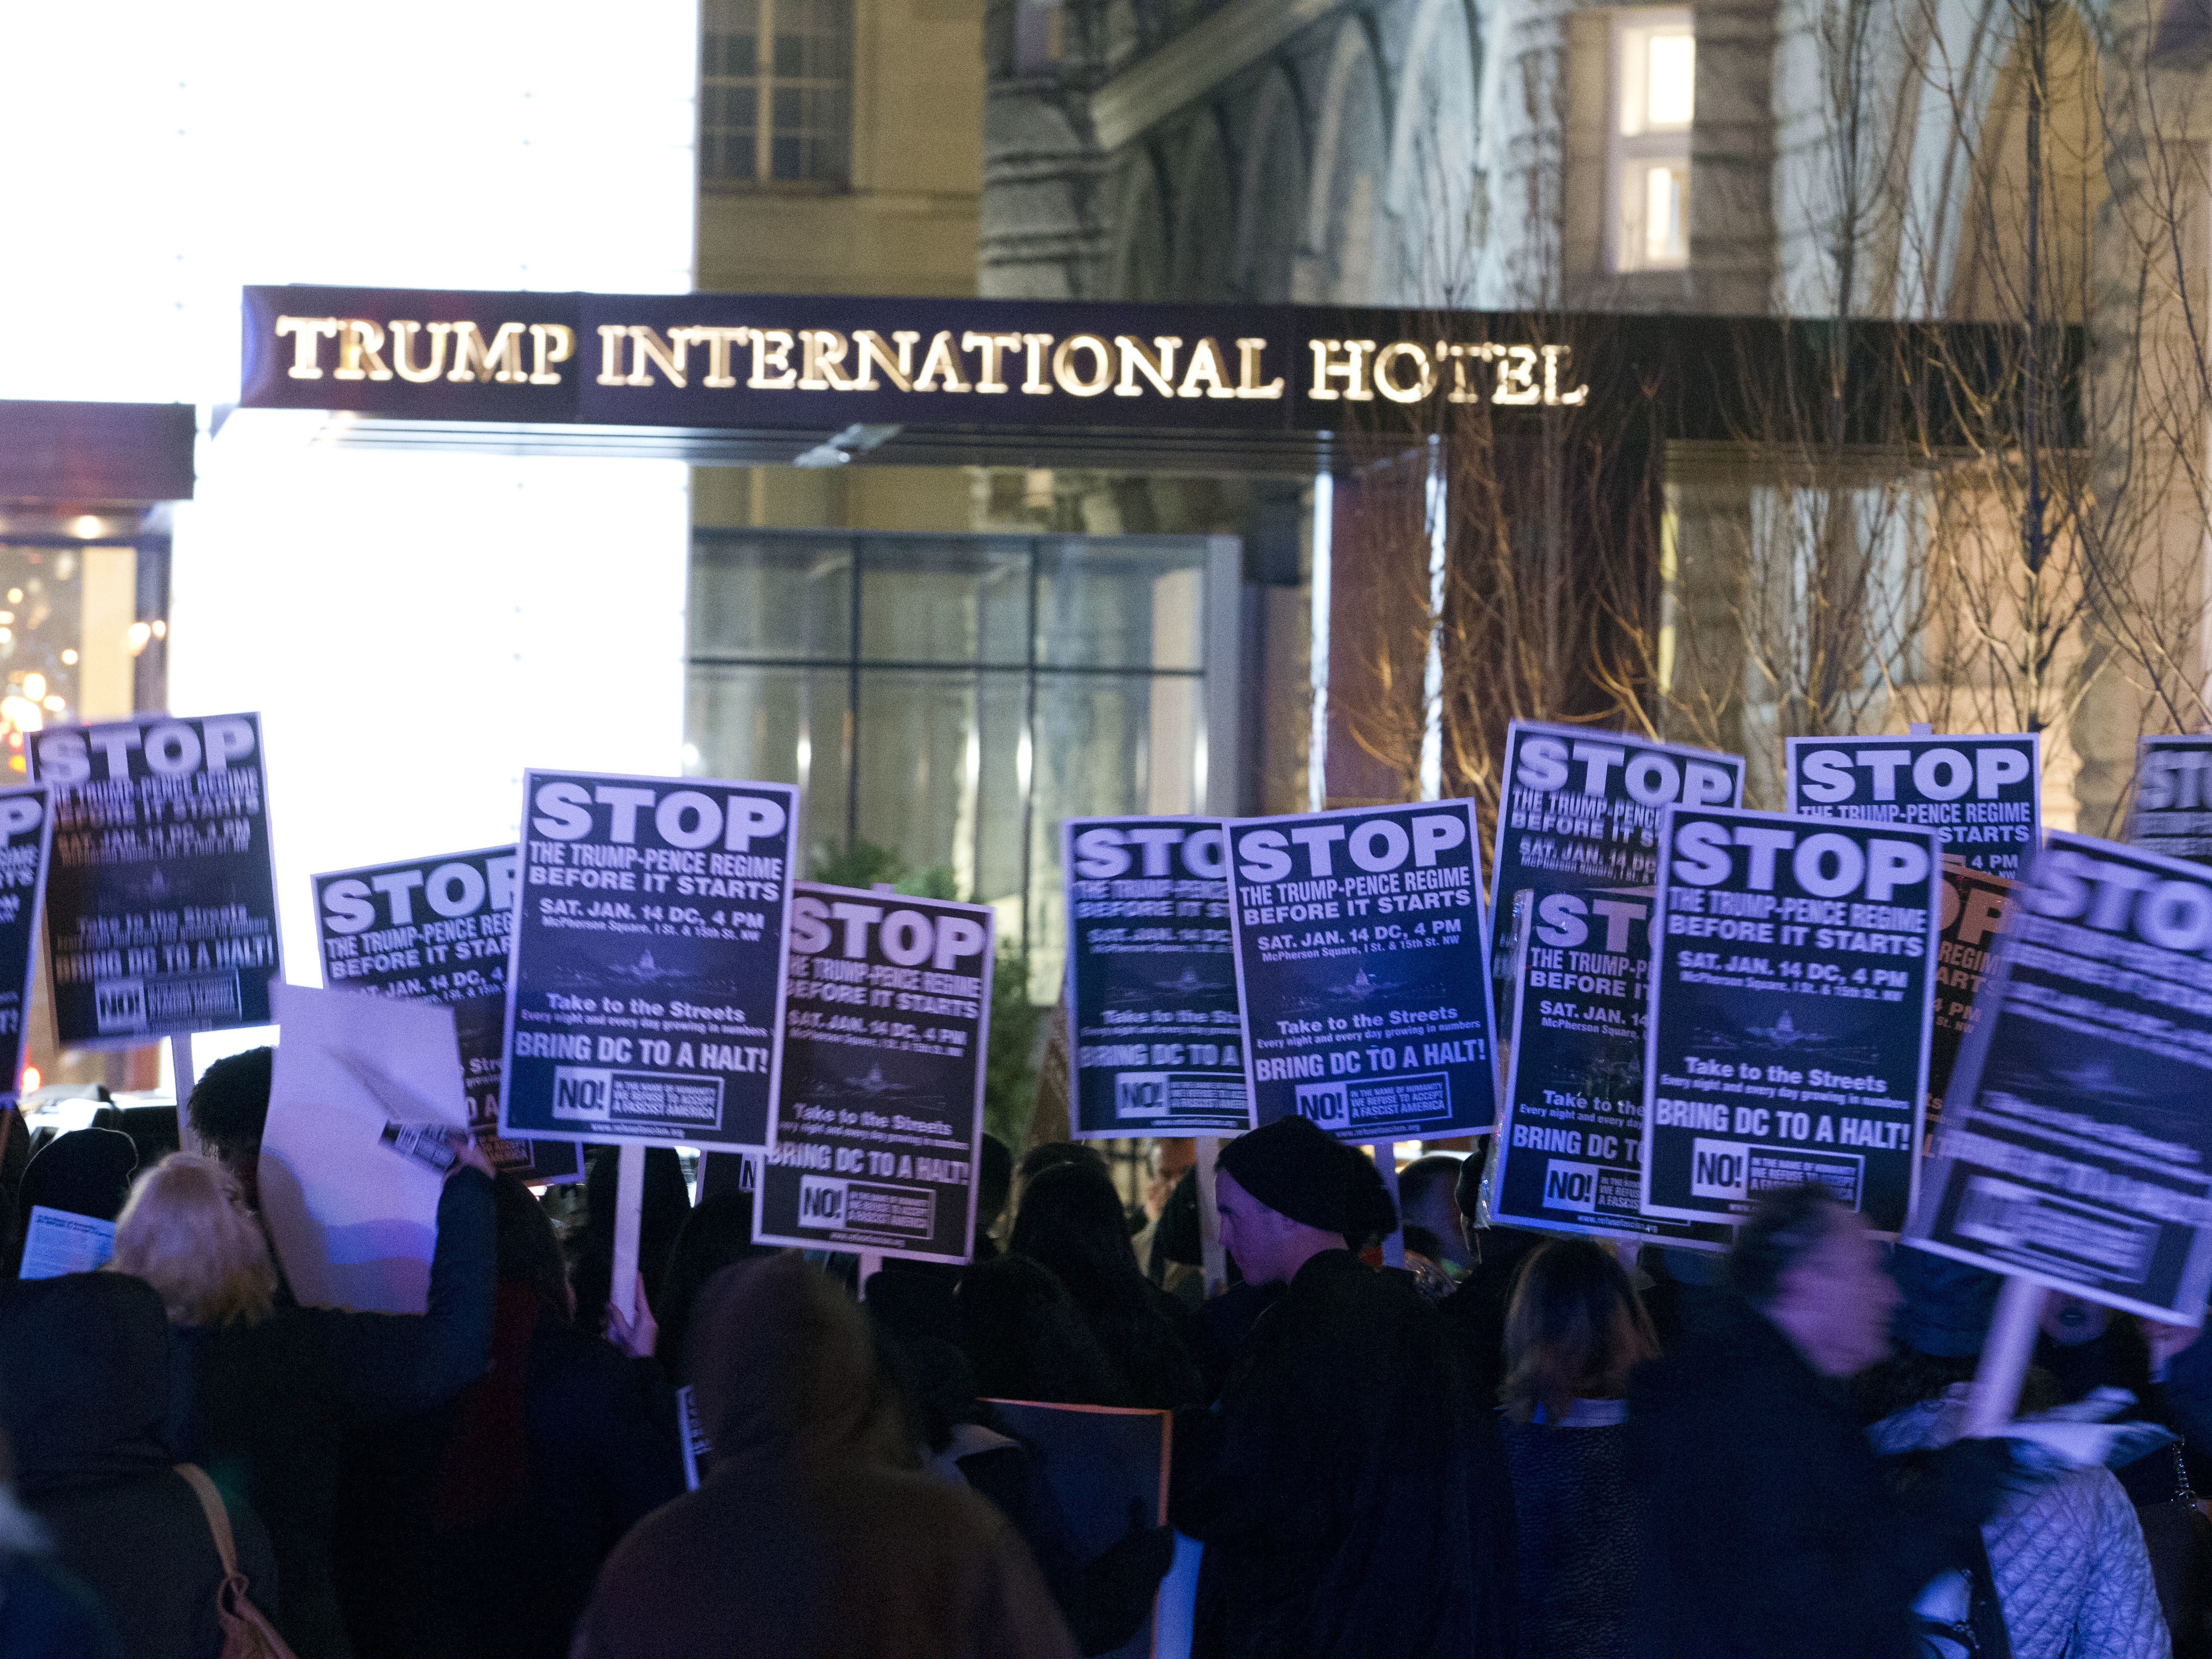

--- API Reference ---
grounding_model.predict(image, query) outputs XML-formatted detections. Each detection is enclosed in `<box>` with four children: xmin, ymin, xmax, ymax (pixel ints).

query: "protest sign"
<box><xmin>1907</xmin><ymin>833</ymin><xmax>2212</xmax><ymax>1322</ymax></box>
<box><xmin>1786</xmin><ymin>732</ymin><xmax>2040</xmax><ymax>878</ymax></box>
<box><xmin>500</xmin><ymin>771</ymin><xmax>797</xmax><ymax>1151</ymax></box>
<box><xmin>756</xmin><ymin>882</ymin><xmax>991</xmax><ymax>1262</ymax></box>
<box><xmin>2127</xmin><ymin>736</ymin><xmax>2212</xmax><ymax>866</ymax></box>
<box><xmin>1062</xmin><ymin>817</ymin><xmax>1249</xmax><ymax>1139</ymax></box>
<box><xmin>0</xmin><ymin>787</ymin><xmax>50</xmax><ymax>1107</ymax></box>
<box><xmin>1930</xmin><ymin>863</ymin><xmax>2013</xmax><ymax>1126</ymax></box>
<box><xmin>1486</xmin><ymin>888</ymin><xmax>1731</xmax><ymax>1249</ymax></box>
<box><xmin>1642</xmin><ymin>806</ymin><xmax>1942</xmax><ymax>1233</ymax></box>
<box><xmin>315</xmin><ymin>846</ymin><xmax>580</xmax><ymax>1183</ymax></box>
<box><xmin>258</xmin><ymin>981</ymin><xmax>471</xmax><ymax>1314</ymax></box>
<box><xmin>29</xmin><ymin>713</ymin><xmax>280</xmax><ymax>1044</ymax></box>
<box><xmin>1490</xmin><ymin>722</ymin><xmax>1743</xmax><ymax>900</ymax></box>
<box><xmin>985</xmin><ymin>1401</ymin><xmax>1170</xmax><ymax>1659</ymax></box>
<box><xmin>1226</xmin><ymin>801</ymin><xmax>1497</xmax><ymax>1139</ymax></box>
<box><xmin>17</xmin><ymin>1205</ymin><xmax>114</xmax><ymax>1279</ymax></box>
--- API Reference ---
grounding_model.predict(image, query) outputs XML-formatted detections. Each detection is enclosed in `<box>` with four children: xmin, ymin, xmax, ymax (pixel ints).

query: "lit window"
<box><xmin>1610</xmin><ymin>14</ymin><xmax>1694</xmax><ymax>273</ymax></box>
<box><xmin>701</xmin><ymin>0</ymin><xmax>854</xmax><ymax>189</ymax></box>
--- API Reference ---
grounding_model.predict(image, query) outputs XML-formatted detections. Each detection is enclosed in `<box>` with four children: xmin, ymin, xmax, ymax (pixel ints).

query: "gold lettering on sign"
<box><xmin>963</xmin><ymin>332</ymin><xmax>1026</xmax><ymax>394</ymax></box>
<box><xmin>675</xmin><ymin>326</ymin><xmax>744</xmax><ymax>388</ymax></box>
<box><xmin>1542</xmin><ymin>344</ymin><xmax>1588</xmax><ymax>405</ymax></box>
<box><xmin>749</xmin><ymin>330</ymin><xmax>798</xmax><ymax>390</ymax></box>
<box><xmin>912</xmin><ymin>331</ymin><xmax>972</xmax><ymax>393</ymax></box>
<box><xmin>275</xmin><ymin>315</ymin><xmax>338</xmax><ymax>378</ymax></box>
<box><xmin>1235</xmin><ymin>338</ymin><xmax>1284</xmax><ymax>399</ymax></box>
<box><xmin>1021</xmin><ymin>334</ymin><xmax>1055</xmax><ymax>394</ymax></box>
<box><xmin>850</xmin><ymin>331</ymin><xmax>916</xmax><ymax>392</ymax></box>
<box><xmin>391</xmin><ymin>322</ymin><xmax>452</xmax><ymax>383</ymax></box>
<box><xmin>1115</xmin><ymin>336</ymin><xmax>1181</xmax><ymax>398</ymax></box>
<box><xmin>626</xmin><ymin>326</ymin><xmax>689</xmax><ymax>388</ymax></box>
<box><xmin>1373</xmin><ymin>341</ymin><xmax>1435</xmax><ymax>404</ymax></box>
<box><xmin>448</xmin><ymin>321</ymin><xmax>529</xmax><ymax>385</ymax></box>
<box><xmin>1053</xmin><ymin>335</ymin><xmax>1113</xmax><ymax>396</ymax></box>
<box><xmin>800</xmin><ymin>330</ymin><xmax>857</xmax><ymax>391</ymax></box>
<box><xmin>335</xmin><ymin>320</ymin><xmax>391</xmax><ymax>382</ymax></box>
<box><xmin>1307</xmin><ymin>339</ymin><xmax>1376</xmax><ymax>401</ymax></box>
<box><xmin>1177</xmin><ymin>337</ymin><xmax>1233</xmax><ymax>399</ymax></box>
<box><xmin>1494</xmin><ymin>344</ymin><xmax>1540</xmax><ymax>405</ymax></box>
<box><xmin>596</xmin><ymin>326</ymin><xmax>628</xmax><ymax>386</ymax></box>
<box><xmin>529</xmin><ymin>324</ymin><xmax>574</xmax><ymax>385</ymax></box>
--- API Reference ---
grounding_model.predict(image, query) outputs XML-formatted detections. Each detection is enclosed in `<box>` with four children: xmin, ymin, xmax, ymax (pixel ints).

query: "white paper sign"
<box><xmin>258</xmin><ymin>981</ymin><xmax>470</xmax><ymax>1314</ymax></box>
<box><xmin>17</xmin><ymin>1204</ymin><xmax>115</xmax><ymax>1279</ymax></box>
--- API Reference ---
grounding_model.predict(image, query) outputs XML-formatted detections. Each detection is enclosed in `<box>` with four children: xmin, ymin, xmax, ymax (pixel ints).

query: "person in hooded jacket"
<box><xmin>0</xmin><ymin>1424</ymin><xmax>119</xmax><ymax>1659</ymax></box>
<box><xmin>4</xmin><ymin>1124</ymin><xmax>137</xmax><ymax>1277</ymax></box>
<box><xmin>1171</xmin><ymin>1115</ymin><xmax>1517</xmax><ymax>1659</ymax></box>
<box><xmin>1628</xmin><ymin>1185</ymin><xmax>2012</xmax><ymax>1659</ymax></box>
<box><xmin>572</xmin><ymin>1253</ymin><xmax>1076</xmax><ymax>1659</ymax></box>
<box><xmin>0</xmin><ymin>1271</ymin><xmax>279</xmax><ymax>1659</ymax></box>
<box><xmin>1009</xmin><ymin>1160</ymin><xmax>1206</xmax><ymax>1410</ymax></box>
<box><xmin>109</xmin><ymin>1145</ymin><xmax>495</xmax><ymax>1658</ymax></box>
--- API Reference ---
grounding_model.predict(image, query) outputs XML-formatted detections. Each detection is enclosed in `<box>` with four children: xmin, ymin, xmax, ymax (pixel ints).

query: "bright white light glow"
<box><xmin>0</xmin><ymin>0</ymin><xmax>698</xmax><ymax>1012</ymax></box>
<box><xmin>1647</xmin><ymin>35</ymin><xmax>1696</xmax><ymax>128</ymax></box>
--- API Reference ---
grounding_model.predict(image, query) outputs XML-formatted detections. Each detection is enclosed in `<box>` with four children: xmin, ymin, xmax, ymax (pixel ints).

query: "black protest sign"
<box><xmin>500</xmin><ymin>771</ymin><xmax>797</xmax><ymax>1150</ymax></box>
<box><xmin>315</xmin><ymin>847</ymin><xmax>581</xmax><ymax>1183</ymax></box>
<box><xmin>2127</xmin><ymin>736</ymin><xmax>2212</xmax><ymax>867</ymax></box>
<box><xmin>1643</xmin><ymin>807</ymin><xmax>1942</xmax><ymax>1233</ymax></box>
<box><xmin>1491</xmin><ymin>722</ymin><xmax>1743</xmax><ymax>900</ymax></box>
<box><xmin>1787</xmin><ymin>733</ymin><xmax>2040</xmax><ymax>878</ymax></box>
<box><xmin>1226</xmin><ymin>801</ymin><xmax>1497</xmax><ymax>1140</ymax></box>
<box><xmin>30</xmin><ymin>714</ymin><xmax>281</xmax><ymax>1045</ymax></box>
<box><xmin>1487</xmin><ymin>888</ymin><xmax>1731</xmax><ymax>1248</ymax></box>
<box><xmin>756</xmin><ymin>883</ymin><xmax>992</xmax><ymax>1262</ymax></box>
<box><xmin>1062</xmin><ymin>817</ymin><xmax>1249</xmax><ymax>1139</ymax></box>
<box><xmin>0</xmin><ymin>788</ymin><xmax>51</xmax><ymax>1105</ymax></box>
<box><xmin>1908</xmin><ymin>834</ymin><xmax>2212</xmax><ymax>1322</ymax></box>
<box><xmin>1930</xmin><ymin>863</ymin><xmax>2013</xmax><ymax>1127</ymax></box>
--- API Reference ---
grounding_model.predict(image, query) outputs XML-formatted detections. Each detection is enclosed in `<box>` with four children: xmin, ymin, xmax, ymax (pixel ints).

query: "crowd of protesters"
<box><xmin>3</xmin><ymin>1055</ymin><xmax>2209</xmax><ymax>1658</ymax></box>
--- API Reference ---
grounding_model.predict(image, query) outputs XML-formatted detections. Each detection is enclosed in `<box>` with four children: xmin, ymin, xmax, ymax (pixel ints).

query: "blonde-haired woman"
<box><xmin>1499</xmin><ymin>1237</ymin><xmax>1658</xmax><ymax>1659</ymax></box>
<box><xmin>111</xmin><ymin>1144</ymin><xmax>496</xmax><ymax>1659</ymax></box>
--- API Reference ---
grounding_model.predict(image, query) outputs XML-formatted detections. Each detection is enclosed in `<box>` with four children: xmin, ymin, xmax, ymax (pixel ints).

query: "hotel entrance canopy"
<box><xmin>240</xmin><ymin>287</ymin><xmax>2071</xmax><ymax>476</ymax></box>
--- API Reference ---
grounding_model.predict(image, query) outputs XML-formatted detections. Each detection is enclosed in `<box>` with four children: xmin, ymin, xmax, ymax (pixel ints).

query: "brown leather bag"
<box><xmin>173</xmin><ymin>1463</ymin><xmax>298</xmax><ymax>1659</ymax></box>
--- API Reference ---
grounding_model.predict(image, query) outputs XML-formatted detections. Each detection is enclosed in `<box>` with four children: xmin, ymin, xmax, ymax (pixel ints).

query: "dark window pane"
<box><xmin>774</xmin><ymin>32</ymin><xmax>804</xmax><ymax>75</ymax></box>
<box><xmin>1035</xmin><ymin>536</ymin><xmax>1208</xmax><ymax>669</ymax></box>
<box><xmin>690</xmin><ymin>533</ymin><xmax>853</xmax><ymax>659</ymax></box>
<box><xmin>771</xmin><ymin>135</ymin><xmax>801</xmax><ymax>180</ymax></box>
<box><xmin>857</xmin><ymin>537</ymin><xmax>1029</xmax><ymax>666</ymax></box>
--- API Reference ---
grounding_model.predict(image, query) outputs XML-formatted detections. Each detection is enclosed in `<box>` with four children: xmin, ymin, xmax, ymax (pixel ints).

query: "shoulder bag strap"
<box><xmin>173</xmin><ymin>1462</ymin><xmax>241</xmax><ymax>1578</ymax></box>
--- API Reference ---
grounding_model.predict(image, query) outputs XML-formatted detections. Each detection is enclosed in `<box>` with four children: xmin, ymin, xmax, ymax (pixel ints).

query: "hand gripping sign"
<box><xmin>1226</xmin><ymin>800</ymin><xmax>1498</xmax><ymax>1140</ymax></box>
<box><xmin>1642</xmin><ymin>806</ymin><xmax>1943</xmax><ymax>1234</ymax></box>
<box><xmin>1787</xmin><ymin>733</ymin><xmax>2040</xmax><ymax>879</ymax></box>
<box><xmin>1907</xmin><ymin>834</ymin><xmax>2212</xmax><ymax>1323</ymax></box>
<box><xmin>500</xmin><ymin>771</ymin><xmax>797</xmax><ymax>1151</ymax></box>
<box><xmin>1062</xmin><ymin>817</ymin><xmax>1250</xmax><ymax>1139</ymax></box>
<box><xmin>1487</xmin><ymin>887</ymin><xmax>1733</xmax><ymax>1249</ymax></box>
<box><xmin>315</xmin><ymin>847</ymin><xmax>581</xmax><ymax>1183</ymax></box>
<box><xmin>756</xmin><ymin>882</ymin><xmax>994</xmax><ymax>1263</ymax></box>
<box><xmin>30</xmin><ymin>713</ymin><xmax>280</xmax><ymax>1044</ymax></box>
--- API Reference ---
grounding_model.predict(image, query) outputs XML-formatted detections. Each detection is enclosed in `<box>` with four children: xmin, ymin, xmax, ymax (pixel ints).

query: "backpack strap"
<box><xmin>173</xmin><ymin>1462</ymin><xmax>241</xmax><ymax>1578</ymax></box>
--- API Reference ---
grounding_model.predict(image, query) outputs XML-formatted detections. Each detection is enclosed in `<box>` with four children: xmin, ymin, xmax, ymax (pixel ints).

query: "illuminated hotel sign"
<box><xmin>240</xmin><ymin>286</ymin><xmax>1589</xmax><ymax>432</ymax></box>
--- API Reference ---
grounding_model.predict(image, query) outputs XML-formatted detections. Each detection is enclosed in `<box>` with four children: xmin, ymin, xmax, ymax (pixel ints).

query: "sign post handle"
<box><xmin>1196</xmin><ymin>1136</ymin><xmax>1227</xmax><ymax>1297</ymax></box>
<box><xmin>1964</xmin><ymin>1273</ymin><xmax>2043</xmax><ymax>1436</ymax></box>
<box><xmin>611</xmin><ymin>1143</ymin><xmax>645</xmax><ymax>1326</ymax></box>
<box><xmin>170</xmin><ymin>1032</ymin><xmax>194</xmax><ymax>1153</ymax></box>
<box><xmin>856</xmin><ymin>1249</ymin><xmax>882</xmax><ymax>1299</ymax></box>
<box><xmin>1373</xmin><ymin>1142</ymin><xmax>1405</xmax><ymax>1268</ymax></box>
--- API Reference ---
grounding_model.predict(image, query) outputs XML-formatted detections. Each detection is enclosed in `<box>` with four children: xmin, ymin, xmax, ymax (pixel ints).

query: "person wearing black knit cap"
<box><xmin>1169</xmin><ymin>1115</ymin><xmax>1517</xmax><ymax>1659</ymax></box>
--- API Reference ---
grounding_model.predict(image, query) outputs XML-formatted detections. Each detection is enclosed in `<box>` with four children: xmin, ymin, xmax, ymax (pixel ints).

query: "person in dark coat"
<box><xmin>1500</xmin><ymin>1238</ymin><xmax>1658</xmax><ymax>1659</ymax></box>
<box><xmin>349</xmin><ymin>1173</ymin><xmax>685</xmax><ymax>1659</ymax></box>
<box><xmin>1171</xmin><ymin>1114</ymin><xmax>1516</xmax><ymax>1659</ymax></box>
<box><xmin>3</xmin><ymin>1124</ymin><xmax>137</xmax><ymax>1276</ymax></box>
<box><xmin>110</xmin><ymin>1146</ymin><xmax>496</xmax><ymax>1658</ymax></box>
<box><xmin>1439</xmin><ymin>1141</ymin><xmax>1548</xmax><ymax>1398</ymax></box>
<box><xmin>0</xmin><ymin>1271</ymin><xmax>280</xmax><ymax>1659</ymax></box>
<box><xmin>571</xmin><ymin>1253</ymin><xmax>1076</xmax><ymax>1659</ymax></box>
<box><xmin>957</xmin><ymin>1251</ymin><xmax>1133</xmax><ymax>1406</ymax></box>
<box><xmin>1628</xmin><ymin>1184</ymin><xmax>2012</xmax><ymax>1659</ymax></box>
<box><xmin>1010</xmin><ymin>1159</ymin><xmax>1206</xmax><ymax>1409</ymax></box>
<box><xmin>655</xmin><ymin>1190</ymin><xmax>775</xmax><ymax>1380</ymax></box>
